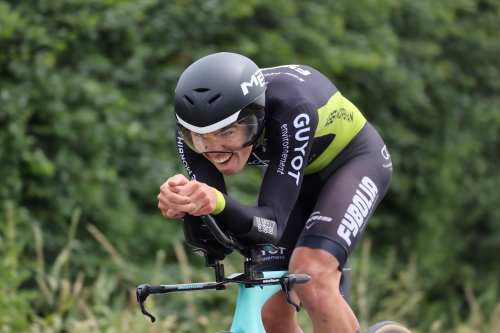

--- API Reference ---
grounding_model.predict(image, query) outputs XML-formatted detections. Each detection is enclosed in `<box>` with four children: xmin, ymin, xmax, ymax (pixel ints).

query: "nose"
<box><xmin>201</xmin><ymin>136</ymin><xmax>224</xmax><ymax>152</ymax></box>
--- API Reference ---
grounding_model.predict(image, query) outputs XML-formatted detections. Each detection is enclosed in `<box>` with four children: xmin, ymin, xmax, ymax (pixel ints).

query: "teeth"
<box><xmin>213</xmin><ymin>155</ymin><xmax>231</xmax><ymax>164</ymax></box>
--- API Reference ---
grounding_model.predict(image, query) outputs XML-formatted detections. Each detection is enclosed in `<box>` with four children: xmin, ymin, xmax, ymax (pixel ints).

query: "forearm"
<box><xmin>213</xmin><ymin>194</ymin><xmax>277</xmax><ymax>235</ymax></box>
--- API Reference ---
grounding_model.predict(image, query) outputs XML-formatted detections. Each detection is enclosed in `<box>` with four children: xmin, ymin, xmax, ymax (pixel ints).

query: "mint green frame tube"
<box><xmin>228</xmin><ymin>270</ymin><xmax>288</xmax><ymax>333</ymax></box>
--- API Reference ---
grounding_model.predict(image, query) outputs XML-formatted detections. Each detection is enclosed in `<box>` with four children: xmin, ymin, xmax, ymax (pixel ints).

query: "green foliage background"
<box><xmin>1</xmin><ymin>0</ymin><xmax>499</xmax><ymax>332</ymax></box>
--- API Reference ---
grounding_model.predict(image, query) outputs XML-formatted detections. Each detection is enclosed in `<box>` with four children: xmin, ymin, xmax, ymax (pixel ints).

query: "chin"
<box><xmin>219</xmin><ymin>166</ymin><xmax>244</xmax><ymax>176</ymax></box>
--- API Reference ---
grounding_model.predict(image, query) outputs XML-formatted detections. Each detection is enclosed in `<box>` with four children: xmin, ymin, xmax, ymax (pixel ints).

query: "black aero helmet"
<box><xmin>175</xmin><ymin>52</ymin><xmax>267</xmax><ymax>154</ymax></box>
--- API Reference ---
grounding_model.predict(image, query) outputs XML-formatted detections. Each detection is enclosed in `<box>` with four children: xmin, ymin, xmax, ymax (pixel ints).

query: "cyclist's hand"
<box><xmin>176</xmin><ymin>180</ymin><xmax>218</xmax><ymax>216</ymax></box>
<box><xmin>158</xmin><ymin>175</ymin><xmax>194</xmax><ymax>218</ymax></box>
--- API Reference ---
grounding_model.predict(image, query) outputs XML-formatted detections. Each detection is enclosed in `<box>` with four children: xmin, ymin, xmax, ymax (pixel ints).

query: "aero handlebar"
<box><xmin>199</xmin><ymin>214</ymin><xmax>246</xmax><ymax>251</ymax></box>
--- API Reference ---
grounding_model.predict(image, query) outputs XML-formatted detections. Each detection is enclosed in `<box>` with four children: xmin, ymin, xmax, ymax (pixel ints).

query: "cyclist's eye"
<box><xmin>219</xmin><ymin>131</ymin><xmax>233</xmax><ymax>137</ymax></box>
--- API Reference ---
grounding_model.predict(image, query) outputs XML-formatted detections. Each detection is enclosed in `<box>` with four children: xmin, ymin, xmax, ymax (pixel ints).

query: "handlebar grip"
<box><xmin>149</xmin><ymin>285</ymin><xmax>163</xmax><ymax>294</ymax></box>
<box><xmin>292</xmin><ymin>274</ymin><xmax>311</xmax><ymax>284</ymax></box>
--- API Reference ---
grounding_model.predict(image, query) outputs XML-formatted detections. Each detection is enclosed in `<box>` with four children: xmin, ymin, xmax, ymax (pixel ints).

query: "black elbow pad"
<box><xmin>234</xmin><ymin>216</ymin><xmax>277</xmax><ymax>245</ymax></box>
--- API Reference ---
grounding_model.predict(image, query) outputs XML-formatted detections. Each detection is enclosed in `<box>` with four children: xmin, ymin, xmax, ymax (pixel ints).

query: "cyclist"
<box><xmin>158</xmin><ymin>52</ymin><xmax>392</xmax><ymax>333</ymax></box>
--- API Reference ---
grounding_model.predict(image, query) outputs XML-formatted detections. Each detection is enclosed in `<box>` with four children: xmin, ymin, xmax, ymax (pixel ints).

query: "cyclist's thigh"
<box><xmin>296</xmin><ymin>125</ymin><xmax>392</xmax><ymax>269</ymax></box>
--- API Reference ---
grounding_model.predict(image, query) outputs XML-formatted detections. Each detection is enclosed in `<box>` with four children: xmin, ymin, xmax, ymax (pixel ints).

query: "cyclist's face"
<box><xmin>191</xmin><ymin>123</ymin><xmax>249</xmax><ymax>153</ymax></box>
<box><xmin>191</xmin><ymin>124</ymin><xmax>252</xmax><ymax>175</ymax></box>
<box><xmin>204</xmin><ymin>146</ymin><xmax>253</xmax><ymax>175</ymax></box>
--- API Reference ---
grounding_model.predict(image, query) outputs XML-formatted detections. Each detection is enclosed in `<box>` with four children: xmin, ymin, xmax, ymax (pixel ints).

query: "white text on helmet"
<box><xmin>241</xmin><ymin>69</ymin><xmax>265</xmax><ymax>96</ymax></box>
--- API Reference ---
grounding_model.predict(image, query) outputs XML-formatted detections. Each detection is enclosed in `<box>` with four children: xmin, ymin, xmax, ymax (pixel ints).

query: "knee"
<box><xmin>289</xmin><ymin>249</ymin><xmax>344</xmax><ymax>306</ymax></box>
<box><xmin>296</xmin><ymin>268</ymin><xmax>341</xmax><ymax>297</ymax></box>
<box><xmin>261</xmin><ymin>301</ymin><xmax>276</xmax><ymax>325</ymax></box>
<box><xmin>261</xmin><ymin>295</ymin><xmax>297</xmax><ymax>332</ymax></box>
<box><xmin>290</xmin><ymin>249</ymin><xmax>342</xmax><ymax>284</ymax></box>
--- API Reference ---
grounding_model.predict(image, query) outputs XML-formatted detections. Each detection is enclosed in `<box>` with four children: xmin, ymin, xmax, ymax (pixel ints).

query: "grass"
<box><xmin>1</xmin><ymin>201</ymin><xmax>499</xmax><ymax>333</ymax></box>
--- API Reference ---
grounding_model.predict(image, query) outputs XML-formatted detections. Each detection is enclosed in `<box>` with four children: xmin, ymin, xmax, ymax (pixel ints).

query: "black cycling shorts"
<box><xmin>257</xmin><ymin>122</ymin><xmax>393</xmax><ymax>271</ymax></box>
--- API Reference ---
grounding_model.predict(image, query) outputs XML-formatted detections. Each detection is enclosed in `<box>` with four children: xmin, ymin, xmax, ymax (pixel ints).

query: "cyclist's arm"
<box><xmin>214</xmin><ymin>102</ymin><xmax>318</xmax><ymax>241</ymax></box>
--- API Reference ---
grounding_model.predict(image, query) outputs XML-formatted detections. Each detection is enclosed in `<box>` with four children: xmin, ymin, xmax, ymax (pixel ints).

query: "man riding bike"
<box><xmin>158</xmin><ymin>52</ymin><xmax>392</xmax><ymax>333</ymax></box>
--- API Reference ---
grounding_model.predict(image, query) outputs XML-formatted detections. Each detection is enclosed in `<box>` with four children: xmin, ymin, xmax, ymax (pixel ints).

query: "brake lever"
<box><xmin>136</xmin><ymin>284</ymin><xmax>156</xmax><ymax>322</ymax></box>
<box><xmin>280</xmin><ymin>274</ymin><xmax>300</xmax><ymax>312</ymax></box>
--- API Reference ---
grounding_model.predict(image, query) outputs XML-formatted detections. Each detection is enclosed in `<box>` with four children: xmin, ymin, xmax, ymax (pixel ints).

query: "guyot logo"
<box><xmin>261</xmin><ymin>247</ymin><xmax>286</xmax><ymax>256</ymax></box>
<box><xmin>288</xmin><ymin>114</ymin><xmax>310</xmax><ymax>186</ymax></box>
<box><xmin>381</xmin><ymin>145</ymin><xmax>390</xmax><ymax>160</ymax></box>
<box><xmin>337</xmin><ymin>177</ymin><xmax>378</xmax><ymax>246</ymax></box>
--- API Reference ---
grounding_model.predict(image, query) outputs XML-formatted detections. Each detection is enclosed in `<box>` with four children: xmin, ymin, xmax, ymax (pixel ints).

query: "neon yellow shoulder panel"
<box><xmin>304</xmin><ymin>92</ymin><xmax>366</xmax><ymax>174</ymax></box>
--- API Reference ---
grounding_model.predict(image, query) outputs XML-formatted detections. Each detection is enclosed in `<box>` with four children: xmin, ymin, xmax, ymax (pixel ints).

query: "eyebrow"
<box><xmin>214</xmin><ymin>123</ymin><xmax>238</xmax><ymax>135</ymax></box>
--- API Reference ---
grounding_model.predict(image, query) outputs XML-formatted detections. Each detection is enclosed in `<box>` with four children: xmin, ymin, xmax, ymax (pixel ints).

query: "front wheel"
<box><xmin>364</xmin><ymin>321</ymin><xmax>411</xmax><ymax>333</ymax></box>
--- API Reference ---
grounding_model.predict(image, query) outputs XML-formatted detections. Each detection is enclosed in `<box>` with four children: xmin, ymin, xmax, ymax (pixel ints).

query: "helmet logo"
<box><xmin>241</xmin><ymin>69</ymin><xmax>265</xmax><ymax>96</ymax></box>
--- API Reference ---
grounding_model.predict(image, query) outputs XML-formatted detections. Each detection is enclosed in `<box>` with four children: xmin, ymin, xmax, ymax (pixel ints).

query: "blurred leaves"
<box><xmin>0</xmin><ymin>0</ymin><xmax>499</xmax><ymax>332</ymax></box>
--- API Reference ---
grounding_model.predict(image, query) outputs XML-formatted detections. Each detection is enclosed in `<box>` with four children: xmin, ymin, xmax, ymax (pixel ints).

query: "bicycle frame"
<box><xmin>136</xmin><ymin>268</ymin><xmax>308</xmax><ymax>332</ymax></box>
<box><xmin>228</xmin><ymin>270</ymin><xmax>286</xmax><ymax>333</ymax></box>
<box><xmin>137</xmin><ymin>213</ymin><xmax>411</xmax><ymax>333</ymax></box>
<box><xmin>231</xmin><ymin>266</ymin><xmax>351</xmax><ymax>333</ymax></box>
<box><xmin>137</xmin><ymin>215</ymin><xmax>310</xmax><ymax>332</ymax></box>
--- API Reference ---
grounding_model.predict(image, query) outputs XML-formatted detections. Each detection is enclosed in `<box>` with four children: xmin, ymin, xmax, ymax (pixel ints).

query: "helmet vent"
<box><xmin>194</xmin><ymin>88</ymin><xmax>210</xmax><ymax>93</ymax></box>
<box><xmin>183</xmin><ymin>95</ymin><xmax>194</xmax><ymax>105</ymax></box>
<box><xmin>207</xmin><ymin>94</ymin><xmax>222</xmax><ymax>105</ymax></box>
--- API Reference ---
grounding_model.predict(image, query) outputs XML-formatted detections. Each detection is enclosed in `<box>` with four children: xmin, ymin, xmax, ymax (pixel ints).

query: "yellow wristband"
<box><xmin>212</xmin><ymin>189</ymin><xmax>226</xmax><ymax>215</ymax></box>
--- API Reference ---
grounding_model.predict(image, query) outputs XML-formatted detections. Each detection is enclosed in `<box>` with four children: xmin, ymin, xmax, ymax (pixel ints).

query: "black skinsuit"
<box><xmin>177</xmin><ymin>65</ymin><xmax>392</xmax><ymax>270</ymax></box>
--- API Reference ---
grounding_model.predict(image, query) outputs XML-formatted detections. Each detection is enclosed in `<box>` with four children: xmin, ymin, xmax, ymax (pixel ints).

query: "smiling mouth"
<box><xmin>214</xmin><ymin>156</ymin><xmax>231</xmax><ymax>164</ymax></box>
<box><xmin>206</xmin><ymin>152</ymin><xmax>233</xmax><ymax>164</ymax></box>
